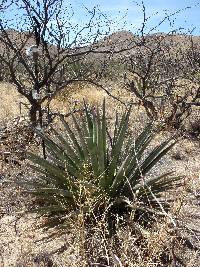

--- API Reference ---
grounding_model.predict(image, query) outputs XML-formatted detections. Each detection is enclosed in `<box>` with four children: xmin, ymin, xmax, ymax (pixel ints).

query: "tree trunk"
<box><xmin>29</xmin><ymin>99</ymin><xmax>40</xmax><ymax>128</ymax></box>
<box><xmin>29</xmin><ymin>99</ymin><xmax>46</xmax><ymax>158</ymax></box>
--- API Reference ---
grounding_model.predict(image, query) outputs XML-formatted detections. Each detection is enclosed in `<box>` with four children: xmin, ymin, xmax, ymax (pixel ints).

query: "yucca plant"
<box><xmin>21</xmin><ymin>100</ymin><xmax>181</xmax><ymax>234</ymax></box>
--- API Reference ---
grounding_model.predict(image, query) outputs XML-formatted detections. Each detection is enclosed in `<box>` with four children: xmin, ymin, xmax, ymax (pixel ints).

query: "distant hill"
<box><xmin>1</xmin><ymin>28</ymin><xmax>200</xmax><ymax>53</ymax></box>
<box><xmin>1</xmin><ymin>28</ymin><xmax>200</xmax><ymax>67</ymax></box>
<box><xmin>95</xmin><ymin>30</ymin><xmax>200</xmax><ymax>53</ymax></box>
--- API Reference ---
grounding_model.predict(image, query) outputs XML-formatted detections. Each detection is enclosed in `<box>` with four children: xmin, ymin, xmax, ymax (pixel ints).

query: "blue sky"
<box><xmin>1</xmin><ymin>0</ymin><xmax>200</xmax><ymax>35</ymax></box>
<box><xmin>70</xmin><ymin>0</ymin><xmax>200</xmax><ymax>35</ymax></box>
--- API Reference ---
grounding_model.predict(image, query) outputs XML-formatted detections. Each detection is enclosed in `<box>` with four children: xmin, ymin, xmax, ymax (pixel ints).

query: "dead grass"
<box><xmin>0</xmin><ymin>182</ymin><xmax>198</xmax><ymax>267</ymax></box>
<box><xmin>0</xmin><ymin>201</ymin><xmax>179</xmax><ymax>266</ymax></box>
<box><xmin>50</xmin><ymin>82</ymin><xmax>131</xmax><ymax>112</ymax></box>
<box><xmin>0</xmin><ymin>82</ymin><xmax>29</xmax><ymax>122</ymax></box>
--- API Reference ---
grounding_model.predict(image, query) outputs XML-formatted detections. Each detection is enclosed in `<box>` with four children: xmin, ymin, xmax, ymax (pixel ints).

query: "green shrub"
<box><xmin>21</xmin><ymin>100</ymin><xmax>181</xmax><ymax>234</ymax></box>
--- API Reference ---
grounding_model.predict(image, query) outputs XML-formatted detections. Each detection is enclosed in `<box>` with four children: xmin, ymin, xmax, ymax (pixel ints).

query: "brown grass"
<box><xmin>0</xmin><ymin>82</ymin><xmax>29</xmax><ymax>121</ymax></box>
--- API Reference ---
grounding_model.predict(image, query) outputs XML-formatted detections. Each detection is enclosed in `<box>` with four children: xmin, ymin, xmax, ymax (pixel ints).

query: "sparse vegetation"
<box><xmin>0</xmin><ymin>0</ymin><xmax>200</xmax><ymax>266</ymax></box>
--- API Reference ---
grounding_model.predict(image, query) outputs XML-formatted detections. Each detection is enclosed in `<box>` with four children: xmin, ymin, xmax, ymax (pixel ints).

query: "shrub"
<box><xmin>21</xmin><ymin>100</ymin><xmax>181</xmax><ymax>235</ymax></box>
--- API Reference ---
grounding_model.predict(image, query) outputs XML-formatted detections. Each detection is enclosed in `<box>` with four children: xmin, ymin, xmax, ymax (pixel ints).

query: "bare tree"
<box><xmin>0</xmin><ymin>0</ymin><xmax>112</xmax><ymax>128</ymax></box>
<box><xmin>110</xmin><ymin>2</ymin><xmax>200</xmax><ymax>128</ymax></box>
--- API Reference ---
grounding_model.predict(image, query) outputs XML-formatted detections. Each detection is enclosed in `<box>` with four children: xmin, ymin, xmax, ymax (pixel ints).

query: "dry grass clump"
<box><xmin>1</xmin><ymin>209</ymin><xmax>187</xmax><ymax>267</ymax></box>
<box><xmin>0</xmin><ymin>201</ymin><xmax>178</xmax><ymax>267</ymax></box>
<box><xmin>50</xmin><ymin>83</ymin><xmax>108</xmax><ymax>115</ymax></box>
<box><xmin>80</xmin><ymin>218</ymin><xmax>175</xmax><ymax>266</ymax></box>
<box><xmin>49</xmin><ymin>83</ymin><xmax>148</xmax><ymax>139</ymax></box>
<box><xmin>0</xmin><ymin>82</ymin><xmax>29</xmax><ymax>121</ymax></box>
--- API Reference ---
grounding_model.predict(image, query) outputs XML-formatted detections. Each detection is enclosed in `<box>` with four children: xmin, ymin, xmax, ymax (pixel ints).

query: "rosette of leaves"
<box><xmin>22</xmin><ymin>100</ymin><xmax>180</xmax><ymax>233</ymax></box>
